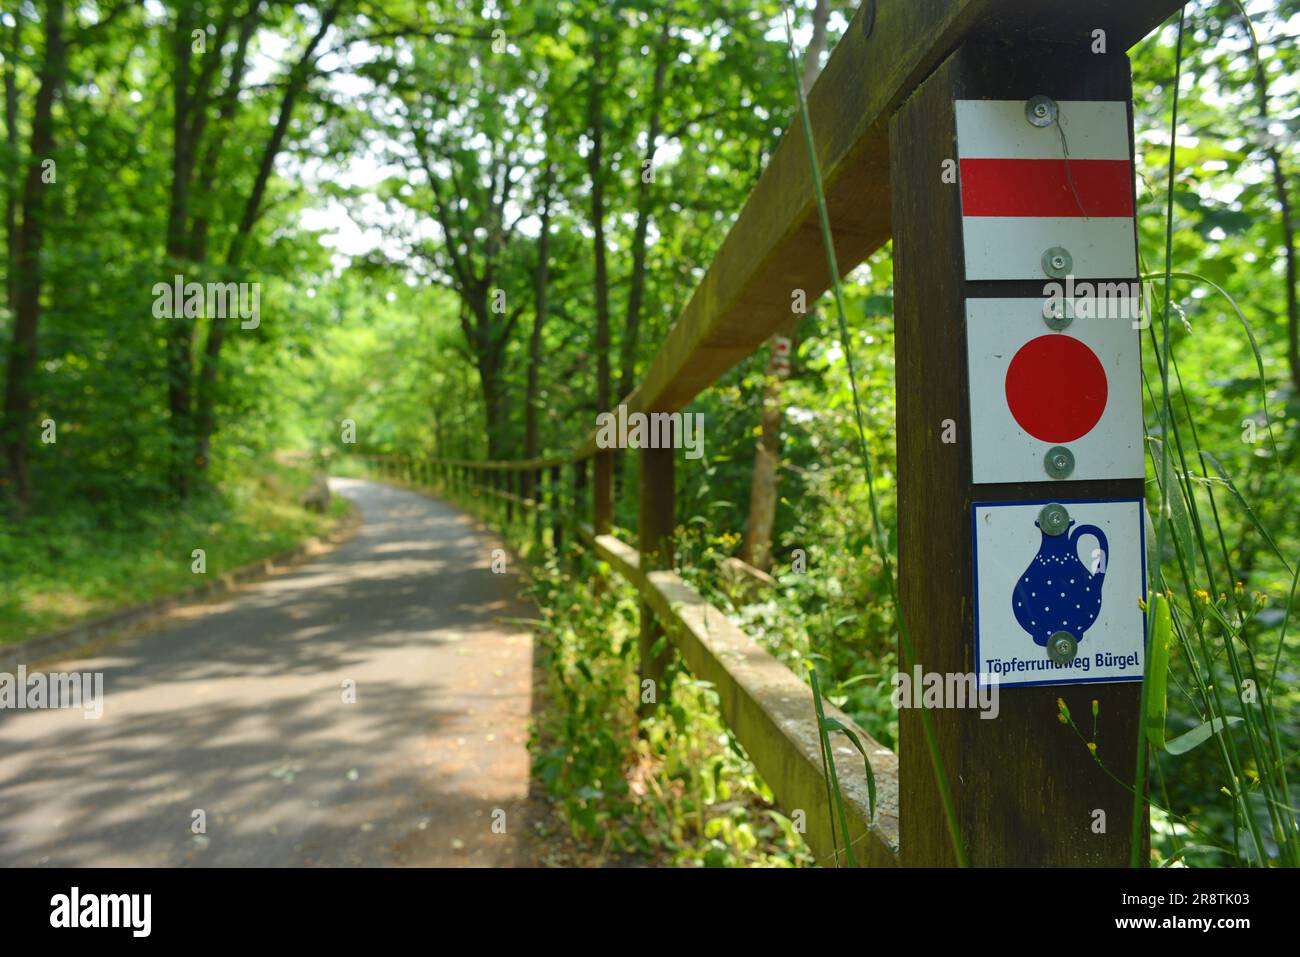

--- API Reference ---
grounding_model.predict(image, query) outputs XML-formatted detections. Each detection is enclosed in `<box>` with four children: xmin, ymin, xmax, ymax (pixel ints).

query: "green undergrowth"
<box><xmin>523</xmin><ymin>547</ymin><xmax>814</xmax><ymax>867</ymax></box>
<box><xmin>0</xmin><ymin>458</ymin><xmax>348</xmax><ymax>646</ymax></box>
<box><xmin>673</xmin><ymin>521</ymin><xmax>900</xmax><ymax>754</ymax></box>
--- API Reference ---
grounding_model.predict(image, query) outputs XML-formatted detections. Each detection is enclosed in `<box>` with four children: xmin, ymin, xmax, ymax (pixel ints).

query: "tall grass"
<box><xmin>780</xmin><ymin>8</ymin><xmax>965</xmax><ymax>867</ymax></box>
<box><xmin>784</xmin><ymin>2</ymin><xmax>1298</xmax><ymax>868</ymax></box>
<box><xmin>1126</xmin><ymin>4</ymin><xmax>1299</xmax><ymax>868</ymax></box>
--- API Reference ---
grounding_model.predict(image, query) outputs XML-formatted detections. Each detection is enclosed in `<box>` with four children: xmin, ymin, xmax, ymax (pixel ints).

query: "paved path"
<box><xmin>0</xmin><ymin>479</ymin><xmax>536</xmax><ymax>866</ymax></box>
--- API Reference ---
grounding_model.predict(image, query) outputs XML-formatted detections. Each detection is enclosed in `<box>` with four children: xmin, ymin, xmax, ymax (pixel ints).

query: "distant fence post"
<box><xmin>573</xmin><ymin>457</ymin><xmax>589</xmax><ymax>530</ymax></box>
<box><xmin>549</xmin><ymin>463</ymin><xmax>563</xmax><ymax>553</ymax></box>
<box><xmin>638</xmin><ymin>442</ymin><xmax>675</xmax><ymax>717</ymax></box>
<box><xmin>594</xmin><ymin>450</ymin><xmax>614</xmax><ymax>535</ymax></box>
<box><xmin>890</xmin><ymin>39</ymin><xmax>1144</xmax><ymax>866</ymax></box>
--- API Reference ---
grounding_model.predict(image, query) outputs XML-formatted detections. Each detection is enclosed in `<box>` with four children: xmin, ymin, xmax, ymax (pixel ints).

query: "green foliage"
<box><xmin>2</xmin><ymin>0</ymin><xmax>1297</xmax><ymax>868</ymax></box>
<box><xmin>523</xmin><ymin>546</ymin><xmax>813</xmax><ymax>867</ymax></box>
<box><xmin>0</xmin><ymin>457</ymin><xmax>344</xmax><ymax>644</ymax></box>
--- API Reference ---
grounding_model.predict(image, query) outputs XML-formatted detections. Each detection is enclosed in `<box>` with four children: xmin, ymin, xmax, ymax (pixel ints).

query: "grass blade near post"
<box><xmin>1133</xmin><ymin>5</ymin><xmax>1185</xmax><ymax>870</ymax></box>
<box><xmin>809</xmin><ymin>666</ymin><xmax>856</xmax><ymax>867</ymax></box>
<box><xmin>781</xmin><ymin>5</ymin><xmax>966</xmax><ymax>867</ymax></box>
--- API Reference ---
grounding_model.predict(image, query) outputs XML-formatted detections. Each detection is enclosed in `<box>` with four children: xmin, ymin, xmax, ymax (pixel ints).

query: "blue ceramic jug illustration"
<box><xmin>1012</xmin><ymin>517</ymin><xmax>1109</xmax><ymax>650</ymax></box>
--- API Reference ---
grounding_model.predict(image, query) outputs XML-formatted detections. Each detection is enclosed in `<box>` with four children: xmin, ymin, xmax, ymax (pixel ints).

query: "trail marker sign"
<box><xmin>966</xmin><ymin>296</ymin><xmax>1143</xmax><ymax>484</ymax></box>
<box><xmin>972</xmin><ymin>497</ymin><xmax>1146</xmax><ymax>689</ymax></box>
<box><xmin>955</xmin><ymin>99</ymin><xmax>1138</xmax><ymax>281</ymax></box>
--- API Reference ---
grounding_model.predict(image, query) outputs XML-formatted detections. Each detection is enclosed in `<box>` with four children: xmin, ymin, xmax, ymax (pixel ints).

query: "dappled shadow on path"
<box><xmin>0</xmin><ymin>479</ymin><xmax>537</xmax><ymax>867</ymax></box>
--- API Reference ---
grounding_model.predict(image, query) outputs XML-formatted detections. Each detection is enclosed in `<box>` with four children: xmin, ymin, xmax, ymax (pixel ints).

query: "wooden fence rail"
<box><xmin>348</xmin><ymin>0</ymin><xmax>1185</xmax><ymax>866</ymax></box>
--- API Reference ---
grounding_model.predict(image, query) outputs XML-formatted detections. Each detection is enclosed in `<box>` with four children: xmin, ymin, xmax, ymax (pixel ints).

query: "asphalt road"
<box><xmin>0</xmin><ymin>478</ymin><xmax>537</xmax><ymax>867</ymax></box>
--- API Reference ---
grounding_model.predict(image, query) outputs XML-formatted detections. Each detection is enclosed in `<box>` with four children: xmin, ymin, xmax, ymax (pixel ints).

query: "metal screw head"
<box><xmin>1044</xmin><ymin>445</ymin><xmax>1075</xmax><ymax>480</ymax></box>
<box><xmin>1038</xmin><ymin>503</ymin><xmax>1071</xmax><ymax>536</ymax></box>
<box><xmin>1042</xmin><ymin>297</ymin><xmax>1074</xmax><ymax>330</ymax></box>
<box><xmin>1047</xmin><ymin>631</ymin><xmax>1079</xmax><ymax>664</ymax></box>
<box><xmin>1025</xmin><ymin>94</ymin><xmax>1058</xmax><ymax>128</ymax></box>
<box><xmin>1041</xmin><ymin>246</ymin><xmax>1073</xmax><ymax>279</ymax></box>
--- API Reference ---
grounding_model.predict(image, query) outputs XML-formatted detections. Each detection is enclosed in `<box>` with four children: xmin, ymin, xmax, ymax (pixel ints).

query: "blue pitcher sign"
<box><xmin>972</xmin><ymin>497</ymin><xmax>1146</xmax><ymax>688</ymax></box>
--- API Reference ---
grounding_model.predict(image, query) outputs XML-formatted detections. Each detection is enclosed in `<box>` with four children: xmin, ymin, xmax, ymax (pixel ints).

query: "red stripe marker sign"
<box><xmin>955</xmin><ymin>100</ymin><xmax>1138</xmax><ymax>281</ymax></box>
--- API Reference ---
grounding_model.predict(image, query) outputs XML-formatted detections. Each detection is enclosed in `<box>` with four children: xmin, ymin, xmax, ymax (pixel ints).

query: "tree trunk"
<box><xmin>740</xmin><ymin>0</ymin><xmax>828</xmax><ymax>570</ymax></box>
<box><xmin>740</xmin><ymin>317</ymin><xmax>797</xmax><ymax>571</ymax></box>
<box><xmin>4</xmin><ymin>9</ymin><xmax>20</xmax><ymax>315</ymax></box>
<box><xmin>801</xmin><ymin>0</ymin><xmax>831</xmax><ymax>92</ymax></box>
<box><xmin>478</xmin><ymin>349</ymin><xmax>507</xmax><ymax>462</ymax></box>
<box><xmin>188</xmin><ymin>1</ymin><xmax>263</xmax><ymax>264</ymax></box>
<box><xmin>1</xmin><ymin>0</ymin><xmax>64</xmax><ymax>509</ymax></box>
<box><xmin>192</xmin><ymin>1</ymin><xmax>340</xmax><ymax>475</ymax></box>
<box><xmin>616</xmin><ymin>17</ymin><xmax>671</xmax><ymax>404</ymax></box>
<box><xmin>163</xmin><ymin>4</ymin><xmax>200</xmax><ymax>495</ymax></box>
<box><xmin>524</xmin><ymin>157</ymin><xmax>553</xmax><ymax>499</ymax></box>
<box><xmin>587</xmin><ymin>30</ymin><xmax>612</xmax><ymax>421</ymax></box>
<box><xmin>1245</xmin><ymin>19</ymin><xmax>1300</xmax><ymax>393</ymax></box>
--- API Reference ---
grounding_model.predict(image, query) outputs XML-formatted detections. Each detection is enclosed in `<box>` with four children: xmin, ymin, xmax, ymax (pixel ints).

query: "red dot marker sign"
<box><xmin>966</xmin><ymin>298</ymin><xmax>1142</xmax><ymax>484</ymax></box>
<box><xmin>1004</xmin><ymin>335</ymin><xmax>1108</xmax><ymax>444</ymax></box>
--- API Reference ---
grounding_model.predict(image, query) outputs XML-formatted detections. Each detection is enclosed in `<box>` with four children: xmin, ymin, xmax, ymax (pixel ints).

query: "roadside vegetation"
<box><xmin>0</xmin><ymin>458</ymin><xmax>348</xmax><ymax>645</ymax></box>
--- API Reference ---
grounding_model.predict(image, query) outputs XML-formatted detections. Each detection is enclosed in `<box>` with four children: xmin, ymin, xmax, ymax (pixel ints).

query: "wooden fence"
<box><xmin>353</xmin><ymin>0</ymin><xmax>1185</xmax><ymax>866</ymax></box>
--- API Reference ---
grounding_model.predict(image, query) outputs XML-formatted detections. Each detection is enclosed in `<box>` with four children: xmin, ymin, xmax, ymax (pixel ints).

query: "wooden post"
<box><xmin>504</xmin><ymin>468</ymin><xmax>515</xmax><ymax>524</ymax></box>
<box><xmin>593</xmin><ymin>450</ymin><xmax>613</xmax><ymax>534</ymax></box>
<box><xmin>549</xmin><ymin>464</ymin><xmax>563</xmax><ymax>553</ymax></box>
<box><xmin>574</xmin><ymin>457</ymin><xmax>589</xmax><ymax>528</ymax></box>
<box><xmin>638</xmin><ymin>443</ymin><xmax>675</xmax><ymax>717</ymax></box>
<box><xmin>532</xmin><ymin>467</ymin><xmax>543</xmax><ymax>546</ymax></box>
<box><xmin>890</xmin><ymin>41</ymin><xmax>1143</xmax><ymax>866</ymax></box>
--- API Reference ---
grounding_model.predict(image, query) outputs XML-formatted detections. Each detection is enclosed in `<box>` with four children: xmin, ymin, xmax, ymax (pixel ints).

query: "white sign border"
<box><xmin>971</xmin><ymin>495</ymin><xmax>1148</xmax><ymax>690</ymax></box>
<box><xmin>966</xmin><ymin>296</ymin><xmax>1145</xmax><ymax>485</ymax></box>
